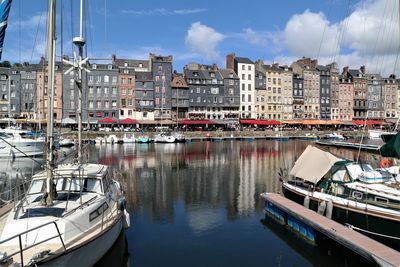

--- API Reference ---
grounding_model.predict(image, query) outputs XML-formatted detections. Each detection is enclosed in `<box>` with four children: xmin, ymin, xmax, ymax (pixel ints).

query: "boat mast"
<box><xmin>74</xmin><ymin>0</ymin><xmax>85</xmax><ymax>164</ymax></box>
<box><xmin>45</xmin><ymin>0</ymin><xmax>56</xmax><ymax>206</ymax></box>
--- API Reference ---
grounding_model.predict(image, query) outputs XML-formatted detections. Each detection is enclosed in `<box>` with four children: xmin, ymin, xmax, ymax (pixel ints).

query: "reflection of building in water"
<box><xmin>238</xmin><ymin>144</ymin><xmax>256</xmax><ymax>216</ymax></box>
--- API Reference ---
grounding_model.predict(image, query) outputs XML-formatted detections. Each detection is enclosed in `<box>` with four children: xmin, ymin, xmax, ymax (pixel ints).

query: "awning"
<box><xmin>282</xmin><ymin>120</ymin><xmax>303</xmax><ymax>125</ymax></box>
<box><xmin>61</xmin><ymin>118</ymin><xmax>77</xmax><ymax>124</ymax></box>
<box><xmin>120</xmin><ymin>118</ymin><xmax>138</xmax><ymax>124</ymax></box>
<box><xmin>353</xmin><ymin>120</ymin><xmax>383</xmax><ymax>126</ymax></box>
<box><xmin>289</xmin><ymin>145</ymin><xmax>346</xmax><ymax>184</ymax></box>
<box><xmin>98</xmin><ymin>117</ymin><xmax>118</xmax><ymax>123</ymax></box>
<box><xmin>178</xmin><ymin>119</ymin><xmax>216</xmax><ymax>125</ymax></box>
<box><xmin>239</xmin><ymin>119</ymin><xmax>282</xmax><ymax>125</ymax></box>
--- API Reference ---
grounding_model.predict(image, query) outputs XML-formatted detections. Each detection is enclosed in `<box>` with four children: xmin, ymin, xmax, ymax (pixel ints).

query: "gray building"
<box><xmin>292</xmin><ymin>73</ymin><xmax>304</xmax><ymax>119</ymax></box>
<box><xmin>135</xmin><ymin>72</ymin><xmax>154</xmax><ymax>115</ymax></box>
<box><xmin>0</xmin><ymin>67</ymin><xmax>10</xmax><ymax>118</ymax></box>
<box><xmin>150</xmin><ymin>54</ymin><xmax>173</xmax><ymax>120</ymax></box>
<box><xmin>87</xmin><ymin>63</ymin><xmax>119</xmax><ymax>120</ymax></box>
<box><xmin>18</xmin><ymin>65</ymin><xmax>38</xmax><ymax>119</ymax></box>
<box><xmin>219</xmin><ymin>68</ymin><xmax>240</xmax><ymax>119</ymax></box>
<box><xmin>184</xmin><ymin>64</ymin><xmax>226</xmax><ymax>120</ymax></box>
<box><xmin>316</xmin><ymin>65</ymin><xmax>331</xmax><ymax>120</ymax></box>
<box><xmin>171</xmin><ymin>73</ymin><xmax>189</xmax><ymax>121</ymax></box>
<box><xmin>366</xmin><ymin>74</ymin><xmax>384</xmax><ymax>119</ymax></box>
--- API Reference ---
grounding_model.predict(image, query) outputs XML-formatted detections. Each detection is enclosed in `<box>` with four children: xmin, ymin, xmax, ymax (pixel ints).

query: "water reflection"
<box><xmin>88</xmin><ymin>141</ymin><xmax>379</xmax><ymax>266</ymax></box>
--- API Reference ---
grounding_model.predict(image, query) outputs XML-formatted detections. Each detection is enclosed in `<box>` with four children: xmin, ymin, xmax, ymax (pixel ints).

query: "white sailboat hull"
<box><xmin>40</xmin><ymin>216</ymin><xmax>123</xmax><ymax>267</ymax></box>
<box><xmin>0</xmin><ymin>140</ymin><xmax>44</xmax><ymax>157</ymax></box>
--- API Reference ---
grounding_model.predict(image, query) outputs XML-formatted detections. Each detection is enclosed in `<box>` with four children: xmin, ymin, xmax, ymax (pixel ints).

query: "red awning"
<box><xmin>178</xmin><ymin>119</ymin><xmax>216</xmax><ymax>125</ymax></box>
<box><xmin>120</xmin><ymin>118</ymin><xmax>138</xmax><ymax>124</ymax></box>
<box><xmin>98</xmin><ymin>117</ymin><xmax>117</xmax><ymax>123</ymax></box>
<box><xmin>353</xmin><ymin>120</ymin><xmax>382</xmax><ymax>126</ymax></box>
<box><xmin>239</xmin><ymin>119</ymin><xmax>282</xmax><ymax>126</ymax></box>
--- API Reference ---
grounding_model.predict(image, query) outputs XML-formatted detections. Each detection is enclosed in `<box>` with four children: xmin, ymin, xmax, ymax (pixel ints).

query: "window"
<box><xmin>104</xmin><ymin>75</ymin><xmax>109</xmax><ymax>83</ymax></box>
<box><xmin>112</xmin><ymin>100</ymin><xmax>117</xmax><ymax>107</ymax></box>
<box><xmin>89</xmin><ymin>101</ymin><xmax>94</xmax><ymax>109</ymax></box>
<box><xmin>122</xmin><ymin>88</ymin><xmax>126</xmax><ymax>95</ymax></box>
<box><xmin>104</xmin><ymin>87</ymin><xmax>109</xmax><ymax>94</ymax></box>
<box><xmin>104</xmin><ymin>101</ymin><xmax>110</xmax><ymax>109</ymax></box>
<box><xmin>248</xmin><ymin>84</ymin><xmax>251</xmax><ymax>91</ymax></box>
<box><xmin>196</xmin><ymin>87</ymin><xmax>201</xmax><ymax>93</ymax></box>
<box><xmin>248</xmin><ymin>95</ymin><xmax>251</xmax><ymax>102</ymax></box>
<box><xmin>96</xmin><ymin>75</ymin><xmax>101</xmax><ymax>83</ymax></box>
<box><xmin>96</xmin><ymin>87</ymin><xmax>101</xmax><ymax>94</ymax></box>
<box><xmin>229</xmin><ymin>80</ymin><xmax>234</xmax><ymax>86</ymax></box>
<box><xmin>242</xmin><ymin>94</ymin><xmax>245</xmax><ymax>102</ymax></box>
<box><xmin>211</xmin><ymin>87</ymin><xmax>219</xmax><ymax>94</ymax></box>
<box><xmin>128</xmin><ymin>99</ymin><xmax>133</xmax><ymax>106</ymax></box>
<box><xmin>89</xmin><ymin>86</ymin><xmax>93</xmax><ymax>94</ymax></box>
<box><xmin>242</xmin><ymin>74</ymin><xmax>245</xmax><ymax>80</ymax></box>
<box><xmin>248</xmin><ymin>74</ymin><xmax>251</xmax><ymax>80</ymax></box>
<box><xmin>248</xmin><ymin>65</ymin><xmax>251</xmax><ymax>71</ymax></box>
<box><xmin>96</xmin><ymin>100</ymin><xmax>101</xmax><ymax>108</ymax></box>
<box><xmin>112</xmin><ymin>87</ymin><xmax>117</xmax><ymax>95</ymax></box>
<box><xmin>121</xmin><ymin>99</ymin><xmax>126</xmax><ymax>107</ymax></box>
<box><xmin>112</xmin><ymin>76</ymin><xmax>117</xmax><ymax>83</ymax></box>
<box><xmin>128</xmin><ymin>89</ymin><xmax>132</xmax><ymax>95</ymax></box>
<box><xmin>242</xmin><ymin>84</ymin><xmax>245</xmax><ymax>91</ymax></box>
<box><xmin>242</xmin><ymin>65</ymin><xmax>245</xmax><ymax>70</ymax></box>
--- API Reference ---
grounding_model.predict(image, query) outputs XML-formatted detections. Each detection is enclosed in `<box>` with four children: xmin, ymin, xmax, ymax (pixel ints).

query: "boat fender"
<box><xmin>325</xmin><ymin>200</ymin><xmax>333</xmax><ymax>219</ymax></box>
<box><xmin>123</xmin><ymin>209</ymin><xmax>131</xmax><ymax>229</ymax></box>
<box><xmin>118</xmin><ymin>197</ymin><xmax>127</xmax><ymax>211</ymax></box>
<box><xmin>303</xmin><ymin>196</ymin><xmax>310</xmax><ymax>209</ymax></box>
<box><xmin>379</xmin><ymin>158</ymin><xmax>392</xmax><ymax>168</ymax></box>
<box><xmin>317</xmin><ymin>201</ymin><xmax>327</xmax><ymax>215</ymax></box>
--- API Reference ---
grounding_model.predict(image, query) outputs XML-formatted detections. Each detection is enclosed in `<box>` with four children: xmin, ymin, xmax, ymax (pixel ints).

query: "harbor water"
<box><xmin>88</xmin><ymin>139</ymin><xmax>379</xmax><ymax>267</ymax></box>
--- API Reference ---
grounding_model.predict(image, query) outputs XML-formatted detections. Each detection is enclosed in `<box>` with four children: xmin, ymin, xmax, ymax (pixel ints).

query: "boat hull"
<box><xmin>282</xmin><ymin>183</ymin><xmax>400</xmax><ymax>251</ymax></box>
<box><xmin>40</xmin><ymin>214</ymin><xmax>123</xmax><ymax>267</ymax></box>
<box><xmin>0</xmin><ymin>140</ymin><xmax>44</xmax><ymax>157</ymax></box>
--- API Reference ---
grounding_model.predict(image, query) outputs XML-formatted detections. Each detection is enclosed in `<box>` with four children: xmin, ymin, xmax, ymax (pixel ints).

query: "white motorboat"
<box><xmin>105</xmin><ymin>134</ymin><xmax>120</xmax><ymax>144</ymax></box>
<box><xmin>319</xmin><ymin>132</ymin><xmax>346</xmax><ymax>141</ymax></box>
<box><xmin>58</xmin><ymin>137</ymin><xmax>75</xmax><ymax>147</ymax></box>
<box><xmin>154</xmin><ymin>132</ymin><xmax>176</xmax><ymax>143</ymax></box>
<box><xmin>280</xmin><ymin>145</ymin><xmax>400</xmax><ymax>249</ymax></box>
<box><xmin>171</xmin><ymin>131</ymin><xmax>186</xmax><ymax>143</ymax></box>
<box><xmin>0</xmin><ymin>128</ymin><xmax>44</xmax><ymax>158</ymax></box>
<box><xmin>122</xmin><ymin>133</ymin><xmax>136</xmax><ymax>143</ymax></box>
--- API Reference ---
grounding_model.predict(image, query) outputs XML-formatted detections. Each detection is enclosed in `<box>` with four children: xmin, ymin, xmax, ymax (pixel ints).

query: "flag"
<box><xmin>0</xmin><ymin>0</ymin><xmax>12</xmax><ymax>60</ymax></box>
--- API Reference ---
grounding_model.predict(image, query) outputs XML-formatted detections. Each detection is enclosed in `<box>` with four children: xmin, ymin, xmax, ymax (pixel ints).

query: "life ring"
<box><xmin>379</xmin><ymin>158</ymin><xmax>392</xmax><ymax>168</ymax></box>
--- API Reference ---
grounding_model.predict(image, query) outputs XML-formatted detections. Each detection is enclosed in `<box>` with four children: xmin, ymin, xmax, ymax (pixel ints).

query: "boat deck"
<box><xmin>261</xmin><ymin>193</ymin><xmax>400</xmax><ymax>267</ymax></box>
<box><xmin>0</xmin><ymin>201</ymin><xmax>121</xmax><ymax>265</ymax></box>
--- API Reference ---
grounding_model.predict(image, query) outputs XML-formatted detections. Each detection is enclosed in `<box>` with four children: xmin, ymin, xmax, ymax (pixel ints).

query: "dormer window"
<box><xmin>229</xmin><ymin>73</ymin><xmax>233</xmax><ymax>78</ymax></box>
<box><xmin>124</xmin><ymin>62</ymin><xmax>128</xmax><ymax>67</ymax></box>
<box><xmin>108</xmin><ymin>65</ymin><xmax>112</xmax><ymax>70</ymax></box>
<box><xmin>210</xmin><ymin>72</ymin><xmax>215</xmax><ymax>78</ymax></box>
<box><xmin>194</xmin><ymin>72</ymin><xmax>198</xmax><ymax>77</ymax></box>
<box><xmin>92</xmin><ymin>64</ymin><xmax>97</xmax><ymax>69</ymax></box>
<box><xmin>139</xmin><ymin>63</ymin><xmax>143</xmax><ymax>68</ymax></box>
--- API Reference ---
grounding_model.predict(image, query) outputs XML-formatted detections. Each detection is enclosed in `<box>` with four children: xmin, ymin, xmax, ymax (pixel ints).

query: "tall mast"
<box><xmin>74</xmin><ymin>0</ymin><xmax>85</xmax><ymax>164</ymax></box>
<box><xmin>45</xmin><ymin>0</ymin><xmax>56</xmax><ymax>206</ymax></box>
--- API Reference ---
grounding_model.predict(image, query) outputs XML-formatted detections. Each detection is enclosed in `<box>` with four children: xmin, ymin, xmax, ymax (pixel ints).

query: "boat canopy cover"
<box><xmin>380</xmin><ymin>132</ymin><xmax>400</xmax><ymax>158</ymax></box>
<box><xmin>289</xmin><ymin>145</ymin><xmax>346</xmax><ymax>183</ymax></box>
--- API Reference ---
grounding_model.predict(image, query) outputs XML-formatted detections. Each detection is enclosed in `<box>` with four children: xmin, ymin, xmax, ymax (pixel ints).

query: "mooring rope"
<box><xmin>346</xmin><ymin>223</ymin><xmax>400</xmax><ymax>240</ymax></box>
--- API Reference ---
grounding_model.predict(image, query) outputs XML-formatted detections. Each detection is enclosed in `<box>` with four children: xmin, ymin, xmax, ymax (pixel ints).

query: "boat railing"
<box><xmin>62</xmin><ymin>195</ymin><xmax>98</xmax><ymax>217</ymax></box>
<box><xmin>0</xmin><ymin>220</ymin><xmax>66</xmax><ymax>266</ymax></box>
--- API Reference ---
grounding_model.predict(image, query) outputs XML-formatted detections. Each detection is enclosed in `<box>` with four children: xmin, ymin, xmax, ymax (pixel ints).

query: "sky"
<box><xmin>2</xmin><ymin>0</ymin><xmax>400</xmax><ymax>76</ymax></box>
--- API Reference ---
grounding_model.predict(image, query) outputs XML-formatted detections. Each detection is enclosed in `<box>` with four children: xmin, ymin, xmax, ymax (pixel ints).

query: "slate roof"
<box><xmin>234</xmin><ymin>57</ymin><xmax>254</xmax><ymax>64</ymax></box>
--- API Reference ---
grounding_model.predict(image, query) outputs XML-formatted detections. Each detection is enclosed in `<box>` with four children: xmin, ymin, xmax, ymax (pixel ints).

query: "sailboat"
<box><xmin>0</xmin><ymin>1</ymin><xmax>130</xmax><ymax>265</ymax></box>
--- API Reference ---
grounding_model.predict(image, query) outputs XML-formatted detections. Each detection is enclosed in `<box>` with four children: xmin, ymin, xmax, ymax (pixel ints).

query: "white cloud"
<box><xmin>283</xmin><ymin>9</ymin><xmax>340</xmax><ymax>58</ymax></box>
<box><xmin>185</xmin><ymin>22</ymin><xmax>224</xmax><ymax>61</ymax></box>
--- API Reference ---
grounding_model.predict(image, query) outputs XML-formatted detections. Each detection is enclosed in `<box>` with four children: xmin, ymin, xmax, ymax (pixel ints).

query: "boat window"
<box><xmin>352</xmin><ymin>191</ymin><xmax>363</xmax><ymax>200</ymax></box>
<box><xmin>84</xmin><ymin>178</ymin><xmax>102</xmax><ymax>194</ymax></box>
<box><xmin>332</xmin><ymin>170</ymin><xmax>346</xmax><ymax>182</ymax></box>
<box><xmin>28</xmin><ymin>179</ymin><xmax>45</xmax><ymax>194</ymax></box>
<box><xmin>89</xmin><ymin>202</ymin><xmax>109</xmax><ymax>222</ymax></box>
<box><xmin>375</xmin><ymin>196</ymin><xmax>389</xmax><ymax>204</ymax></box>
<box><xmin>19</xmin><ymin>207</ymin><xmax>65</xmax><ymax>219</ymax></box>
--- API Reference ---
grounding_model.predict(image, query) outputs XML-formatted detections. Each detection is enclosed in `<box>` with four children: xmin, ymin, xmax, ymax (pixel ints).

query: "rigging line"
<box><xmin>375</xmin><ymin>0</ymin><xmax>396</xmax><ymax>75</ymax></box>
<box><xmin>18</xmin><ymin>0</ymin><xmax>21</xmax><ymax>64</ymax></box>
<box><xmin>316</xmin><ymin>0</ymin><xmax>333</xmax><ymax>60</ymax></box>
<box><xmin>393</xmin><ymin>0</ymin><xmax>400</xmax><ymax>75</ymax></box>
<box><xmin>379</xmin><ymin>1</ymin><xmax>397</xmax><ymax>75</ymax></box>
<box><xmin>332</xmin><ymin>0</ymin><xmax>352</xmax><ymax>66</ymax></box>
<box><xmin>29</xmin><ymin>8</ymin><xmax>45</xmax><ymax>63</ymax></box>
<box><xmin>371</xmin><ymin>0</ymin><xmax>389</xmax><ymax>74</ymax></box>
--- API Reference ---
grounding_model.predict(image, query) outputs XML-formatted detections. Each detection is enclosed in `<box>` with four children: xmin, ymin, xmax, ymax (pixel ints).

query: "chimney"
<box><xmin>360</xmin><ymin>65</ymin><xmax>366</xmax><ymax>74</ymax></box>
<box><xmin>111</xmin><ymin>54</ymin><xmax>116</xmax><ymax>64</ymax></box>
<box><xmin>342</xmin><ymin>66</ymin><xmax>349</xmax><ymax>75</ymax></box>
<box><xmin>226</xmin><ymin>53</ymin><xmax>235</xmax><ymax>70</ymax></box>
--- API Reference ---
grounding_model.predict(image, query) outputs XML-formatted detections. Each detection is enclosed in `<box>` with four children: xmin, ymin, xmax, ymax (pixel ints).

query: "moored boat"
<box><xmin>280</xmin><ymin>145</ymin><xmax>400</xmax><ymax>250</ymax></box>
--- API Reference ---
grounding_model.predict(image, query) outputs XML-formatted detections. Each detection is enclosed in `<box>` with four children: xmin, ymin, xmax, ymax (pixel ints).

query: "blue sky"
<box><xmin>2</xmin><ymin>0</ymin><xmax>400</xmax><ymax>75</ymax></box>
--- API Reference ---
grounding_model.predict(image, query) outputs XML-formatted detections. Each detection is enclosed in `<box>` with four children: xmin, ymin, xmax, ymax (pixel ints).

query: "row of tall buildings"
<box><xmin>0</xmin><ymin>53</ymin><xmax>398</xmax><ymax>123</ymax></box>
